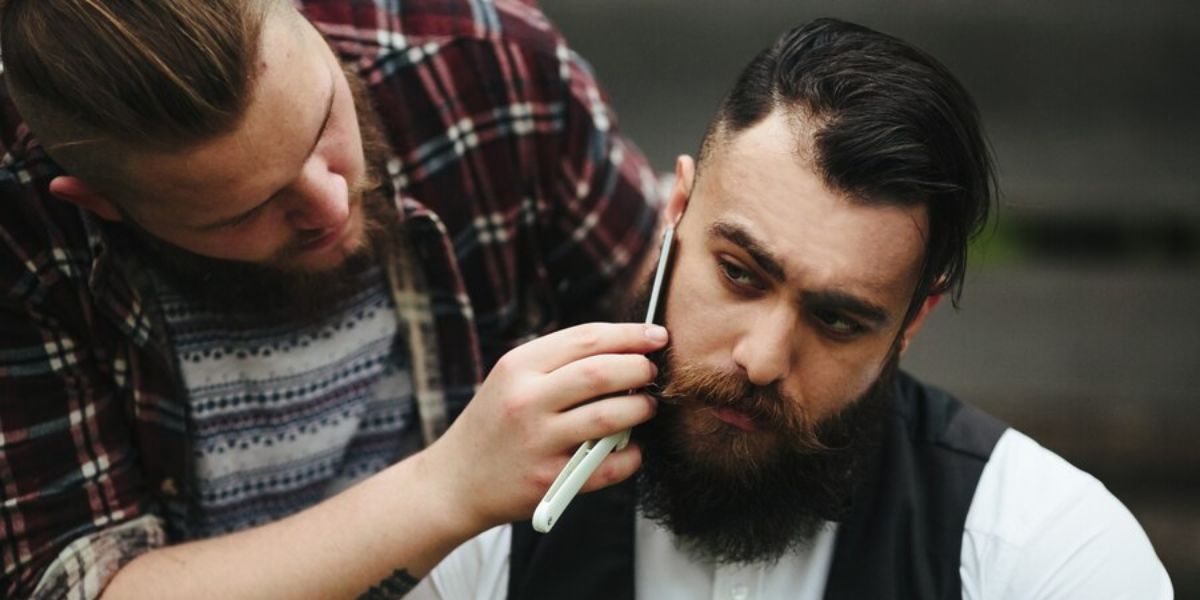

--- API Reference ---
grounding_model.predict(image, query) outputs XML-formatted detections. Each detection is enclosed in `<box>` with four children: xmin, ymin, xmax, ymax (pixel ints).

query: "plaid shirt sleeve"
<box><xmin>0</xmin><ymin>139</ymin><xmax>165</xmax><ymax>597</ymax></box>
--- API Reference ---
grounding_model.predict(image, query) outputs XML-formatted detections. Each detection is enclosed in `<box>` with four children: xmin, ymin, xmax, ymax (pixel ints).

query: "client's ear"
<box><xmin>663</xmin><ymin>155</ymin><xmax>695</xmax><ymax>227</ymax></box>
<box><xmin>899</xmin><ymin>294</ymin><xmax>942</xmax><ymax>355</ymax></box>
<box><xmin>49</xmin><ymin>176</ymin><xmax>123</xmax><ymax>222</ymax></box>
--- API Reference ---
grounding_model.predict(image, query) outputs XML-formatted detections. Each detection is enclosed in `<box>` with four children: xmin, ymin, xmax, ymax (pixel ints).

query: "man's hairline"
<box><xmin>89</xmin><ymin>1</ymin><xmax>312</xmax><ymax>208</ymax></box>
<box><xmin>692</xmin><ymin>106</ymin><xmax>937</xmax><ymax>329</ymax></box>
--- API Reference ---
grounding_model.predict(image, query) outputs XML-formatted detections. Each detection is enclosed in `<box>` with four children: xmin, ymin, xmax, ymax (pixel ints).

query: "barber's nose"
<box><xmin>284</xmin><ymin>160</ymin><xmax>349</xmax><ymax>231</ymax></box>
<box><xmin>731</xmin><ymin>306</ymin><xmax>797</xmax><ymax>387</ymax></box>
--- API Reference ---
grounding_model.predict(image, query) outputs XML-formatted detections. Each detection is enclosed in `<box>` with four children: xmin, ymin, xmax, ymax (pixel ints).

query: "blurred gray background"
<box><xmin>541</xmin><ymin>0</ymin><xmax>1200</xmax><ymax>594</ymax></box>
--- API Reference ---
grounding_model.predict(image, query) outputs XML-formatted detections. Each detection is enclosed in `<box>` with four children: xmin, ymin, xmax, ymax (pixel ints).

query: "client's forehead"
<box><xmin>694</xmin><ymin>111</ymin><xmax>928</xmax><ymax>313</ymax></box>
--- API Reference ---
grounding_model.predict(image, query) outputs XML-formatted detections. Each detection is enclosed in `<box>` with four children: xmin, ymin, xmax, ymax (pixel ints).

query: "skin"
<box><xmin>34</xmin><ymin>7</ymin><xmax>664</xmax><ymax>599</ymax></box>
<box><xmin>659</xmin><ymin>109</ymin><xmax>940</xmax><ymax>445</ymax></box>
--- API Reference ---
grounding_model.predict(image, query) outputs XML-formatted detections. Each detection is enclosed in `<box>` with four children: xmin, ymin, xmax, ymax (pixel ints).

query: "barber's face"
<box><xmin>657</xmin><ymin>109</ymin><xmax>930</xmax><ymax>463</ymax></box>
<box><xmin>115</xmin><ymin>10</ymin><xmax>371</xmax><ymax>272</ymax></box>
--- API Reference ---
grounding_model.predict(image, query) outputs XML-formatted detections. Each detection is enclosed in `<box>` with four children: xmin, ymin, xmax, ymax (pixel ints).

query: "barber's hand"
<box><xmin>423</xmin><ymin>322</ymin><xmax>667</xmax><ymax>532</ymax></box>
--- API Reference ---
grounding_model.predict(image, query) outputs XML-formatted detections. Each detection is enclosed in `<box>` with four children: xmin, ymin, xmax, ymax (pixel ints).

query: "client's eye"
<box><xmin>719</xmin><ymin>260</ymin><xmax>760</xmax><ymax>289</ymax></box>
<box><xmin>813</xmin><ymin>309</ymin><xmax>865</xmax><ymax>336</ymax></box>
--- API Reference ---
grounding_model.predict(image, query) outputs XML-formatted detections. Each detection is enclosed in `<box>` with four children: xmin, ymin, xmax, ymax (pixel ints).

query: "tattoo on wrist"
<box><xmin>359</xmin><ymin>568</ymin><xmax>420</xmax><ymax>599</ymax></box>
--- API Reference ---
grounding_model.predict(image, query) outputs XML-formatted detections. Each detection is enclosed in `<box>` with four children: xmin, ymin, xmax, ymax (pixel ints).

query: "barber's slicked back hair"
<box><xmin>1</xmin><ymin>0</ymin><xmax>278</xmax><ymax>153</ymax></box>
<box><xmin>699</xmin><ymin>18</ymin><xmax>996</xmax><ymax>311</ymax></box>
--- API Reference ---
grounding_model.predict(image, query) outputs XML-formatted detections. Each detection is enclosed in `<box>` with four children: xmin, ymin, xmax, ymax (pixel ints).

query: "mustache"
<box><xmin>651</xmin><ymin>355</ymin><xmax>827</xmax><ymax>451</ymax></box>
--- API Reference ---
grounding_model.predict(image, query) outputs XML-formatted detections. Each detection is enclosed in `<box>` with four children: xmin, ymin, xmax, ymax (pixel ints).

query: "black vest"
<box><xmin>508</xmin><ymin>372</ymin><xmax>1007</xmax><ymax>599</ymax></box>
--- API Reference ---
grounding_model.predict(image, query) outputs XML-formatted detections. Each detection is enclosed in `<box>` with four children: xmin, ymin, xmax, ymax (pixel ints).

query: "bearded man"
<box><xmin>409</xmin><ymin>18</ymin><xmax>1172</xmax><ymax>600</ymax></box>
<box><xmin>0</xmin><ymin>1</ymin><xmax>669</xmax><ymax>598</ymax></box>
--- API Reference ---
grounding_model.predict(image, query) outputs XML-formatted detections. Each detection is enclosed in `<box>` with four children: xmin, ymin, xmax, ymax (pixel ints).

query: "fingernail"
<box><xmin>644</xmin><ymin>325</ymin><xmax>668</xmax><ymax>343</ymax></box>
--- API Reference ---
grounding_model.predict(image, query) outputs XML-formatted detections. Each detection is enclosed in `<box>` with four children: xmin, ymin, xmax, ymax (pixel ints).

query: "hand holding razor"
<box><xmin>532</xmin><ymin>225</ymin><xmax>674</xmax><ymax>533</ymax></box>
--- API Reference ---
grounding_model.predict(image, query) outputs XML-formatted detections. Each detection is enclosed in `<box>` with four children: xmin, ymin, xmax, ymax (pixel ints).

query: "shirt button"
<box><xmin>160</xmin><ymin>478</ymin><xmax>179</xmax><ymax>497</ymax></box>
<box><xmin>730</xmin><ymin>583</ymin><xmax>749</xmax><ymax>600</ymax></box>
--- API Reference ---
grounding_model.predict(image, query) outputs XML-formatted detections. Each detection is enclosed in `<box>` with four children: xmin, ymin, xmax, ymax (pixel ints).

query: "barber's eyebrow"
<box><xmin>708</xmin><ymin>220</ymin><xmax>892</xmax><ymax>326</ymax></box>
<box><xmin>197</xmin><ymin>79</ymin><xmax>337</xmax><ymax>231</ymax></box>
<box><xmin>302</xmin><ymin>82</ymin><xmax>337</xmax><ymax>164</ymax></box>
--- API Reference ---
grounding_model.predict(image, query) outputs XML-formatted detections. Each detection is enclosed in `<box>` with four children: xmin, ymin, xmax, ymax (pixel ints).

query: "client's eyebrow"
<box><xmin>803</xmin><ymin>290</ymin><xmax>891</xmax><ymax>327</ymax></box>
<box><xmin>709</xmin><ymin>220</ymin><xmax>892</xmax><ymax>327</ymax></box>
<box><xmin>709</xmin><ymin>221</ymin><xmax>787</xmax><ymax>282</ymax></box>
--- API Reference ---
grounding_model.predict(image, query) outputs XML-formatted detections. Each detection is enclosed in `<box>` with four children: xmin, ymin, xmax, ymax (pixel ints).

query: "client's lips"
<box><xmin>710</xmin><ymin>407</ymin><xmax>759</xmax><ymax>432</ymax></box>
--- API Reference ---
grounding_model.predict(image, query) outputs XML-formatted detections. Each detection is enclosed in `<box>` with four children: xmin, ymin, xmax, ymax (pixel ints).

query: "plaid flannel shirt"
<box><xmin>0</xmin><ymin>0</ymin><xmax>660</xmax><ymax>596</ymax></box>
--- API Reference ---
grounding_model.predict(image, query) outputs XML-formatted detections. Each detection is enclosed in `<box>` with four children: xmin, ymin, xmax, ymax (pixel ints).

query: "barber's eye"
<box><xmin>719</xmin><ymin>260</ymin><xmax>760</xmax><ymax>289</ymax></box>
<box><xmin>221</xmin><ymin>204</ymin><xmax>270</xmax><ymax>230</ymax></box>
<box><xmin>813</xmin><ymin>309</ymin><xmax>864</xmax><ymax>336</ymax></box>
<box><xmin>227</xmin><ymin>212</ymin><xmax>257</xmax><ymax>228</ymax></box>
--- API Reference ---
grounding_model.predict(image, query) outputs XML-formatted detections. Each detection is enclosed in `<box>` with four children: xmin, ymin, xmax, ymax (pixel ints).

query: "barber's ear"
<box><xmin>48</xmin><ymin>176</ymin><xmax>123</xmax><ymax>222</ymax></box>
<box><xmin>899</xmin><ymin>293</ymin><xmax>942</xmax><ymax>355</ymax></box>
<box><xmin>663</xmin><ymin>155</ymin><xmax>695</xmax><ymax>227</ymax></box>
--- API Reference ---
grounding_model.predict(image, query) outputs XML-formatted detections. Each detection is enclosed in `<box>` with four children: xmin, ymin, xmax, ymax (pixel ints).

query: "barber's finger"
<box><xmin>548</xmin><ymin>392</ymin><xmax>657</xmax><ymax>446</ymax></box>
<box><xmin>512</xmin><ymin>322</ymin><xmax>668</xmax><ymax>373</ymax></box>
<box><xmin>539</xmin><ymin>353</ymin><xmax>658</xmax><ymax>410</ymax></box>
<box><xmin>578</xmin><ymin>443</ymin><xmax>644</xmax><ymax>494</ymax></box>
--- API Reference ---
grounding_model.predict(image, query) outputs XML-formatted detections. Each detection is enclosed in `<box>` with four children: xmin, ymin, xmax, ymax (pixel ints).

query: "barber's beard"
<box><xmin>132</xmin><ymin>189</ymin><xmax>395</xmax><ymax>324</ymax></box>
<box><xmin>629</xmin><ymin>302</ymin><xmax>891</xmax><ymax>565</ymax></box>
<box><xmin>125</xmin><ymin>66</ymin><xmax>400</xmax><ymax>324</ymax></box>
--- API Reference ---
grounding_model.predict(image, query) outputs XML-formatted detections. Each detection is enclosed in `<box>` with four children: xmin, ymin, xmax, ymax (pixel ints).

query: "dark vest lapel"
<box><xmin>823</xmin><ymin>373</ymin><xmax>1006</xmax><ymax>600</ymax></box>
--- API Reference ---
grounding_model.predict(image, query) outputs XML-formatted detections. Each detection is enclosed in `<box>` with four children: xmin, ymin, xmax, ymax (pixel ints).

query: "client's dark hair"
<box><xmin>699</xmin><ymin>18</ymin><xmax>996</xmax><ymax>315</ymax></box>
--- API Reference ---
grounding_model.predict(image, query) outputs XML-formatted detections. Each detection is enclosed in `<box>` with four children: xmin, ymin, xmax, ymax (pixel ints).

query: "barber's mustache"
<box><xmin>279</xmin><ymin>186</ymin><xmax>373</xmax><ymax>258</ymax></box>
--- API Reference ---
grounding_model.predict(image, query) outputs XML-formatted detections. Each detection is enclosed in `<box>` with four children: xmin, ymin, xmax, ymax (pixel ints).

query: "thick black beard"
<box><xmin>626</xmin><ymin>268</ymin><xmax>892</xmax><ymax>565</ymax></box>
<box><xmin>634</xmin><ymin>361</ymin><xmax>890</xmax><ymax>565</ymax></box>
